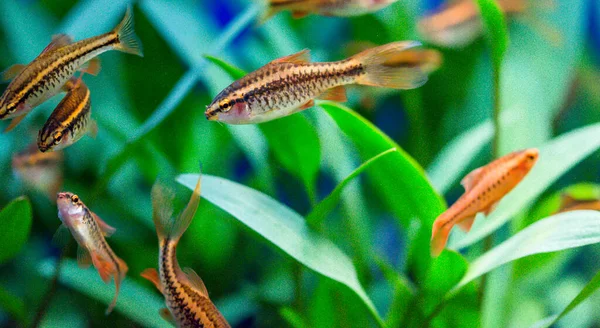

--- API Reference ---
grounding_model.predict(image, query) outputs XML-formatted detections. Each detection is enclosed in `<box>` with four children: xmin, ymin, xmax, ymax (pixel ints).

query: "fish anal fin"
<box><xmin>41</xmin><ymin>34</ymin><xmax>73</xmax><ymax>55</ymax></box>
<box><xmin>1</xmin><ymin>64</ymin><xmax>25</xmax><ymax>82</ymax></box>
<box><xmin>183</xmin><ymin>267</ymin><xmax>209</xmax><ymax>297</ymax></box>
<box><xmin>292</xmin><ymin>10</ymin><xmax>310</xmax><ymax>19</ymax></box>
<box><xmin>91</xmin><ymin>253</ymin><xmax>113</xmax><ymax>284</ymax></box>
<box><xmin>140</xmin><ymin>268</ymin><xmax>163</xmax><ymax>293</ymax></box>
<box><xmin>460</xmin><ymin>167</ymin><xmax>484</xmax><ymax>192</ymax></box>
<box><xmin>77</xmin><ymin>246</ymin><xmax>92</xmax><ymax>268</ymax></box>
<box><xmin>299</xmin><ymin>99</ymin><xmax>315</xmax><ymax>110</ymax></box>
<box><xmin>5</xmin><ymin>114</ymin><xmax>26</xmax><ymax>133</ymax></box>
<box><xmin>159</xmin><ymin>308</ymin><xmax>176</xmax><ymax>325</ymax></box>
<box><xmin>80</xmin><ymin>58</ymin><xmax>101</xmax><ymax>76</ymax></box>
<box><xmin>272</xmin><ymin>49</ymin><xmax>311</xmax><ymax>64</ymax></box>
<box><xmin>91</xmin><ymin>212</ymin><xmax>116</xmax><ymax>237</ymax></box>
<box><xmin>318</xmin><ymin>86</ymin><xmax>347</xmax><ymax>103</ymax></box>
<box><xmin>483</xmin><ymin>201</ymin><xmax>499</xmax><ymax>216</ymax></box>
<box><xmin>457</xmin><ymin>215</ymin><xmax>476</xmax><ymax>232</ymax></box>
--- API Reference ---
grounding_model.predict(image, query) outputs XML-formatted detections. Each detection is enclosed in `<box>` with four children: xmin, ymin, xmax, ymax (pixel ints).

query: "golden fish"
<box><xmin>430</xmin><ymin>148</ymin><xmax>539</xmax><ymax>257</ymax></box>
<box><xmin>141</xmin><ymin>177</ymin><xmax>230</xmax><ymax>328</ymax></box>
<box><xmin>205</xmin><ymin>41</ymin><xmax>438</xmax><ymax>124</ymax></box>
<box><xmin>556</xmin><ymin>194</ymin><xmax>600</xmax><ymax>214</ymax></box>
<box><xmin>0</xmin><ymin>7</ymin><xmax>143</xmax><ymax>131</ymax></box>
<box><xmin>12</xmin><ymin>143</ymin><xmax>63</xmax><ymax>200</ymax></box>
<box><xmin>38</xmin><ymin>77</ymin><xmax>97</xmax><ymax>152</ymax></box>
<box><xmin>263</xmin><ymin>0</ymin><xmax>399</xmax><ymax>21</ymax></box>
<box><xmin>56</xmin><ymin>192</ymin><xmax>128</xmax><ymax>314</ymax></box>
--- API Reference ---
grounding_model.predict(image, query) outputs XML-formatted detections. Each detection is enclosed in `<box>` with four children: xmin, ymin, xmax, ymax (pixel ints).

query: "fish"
<box><xmin>56</xmin><ymin>192</ymin><xmax>128</xmax><ymax>314</ymax></box>
<box><xmin>556</xmin><ymin>194</ymin><xmax>600</xmax><ymax>214</ymax></box>
<box><xmin>418</xmin><ymin>0</ymin><xmax>558</xmax><ymax>48</ymax></box>
<box><xmin>430</xmin><ymin>148</ymin><xmax>539</xmax><ymax>257</ymax></box>
<box><xmin>37</xmin><ymin>77</ymin><xmax>97</xmax><ymax>152</ymax></box>
<box><xmin>262</xmin><ymin>0</ymin><xmax>400</xmax><ymax>21</ymax></box>
<box><xmin>205</xmin><ymin>41</ymin><xmax>437</xmax><ymax>124</ymax></box>
<box><xmin>12</xmin><ymin>143</ymin><xmax>63</xmax><ymax>200</ymax></box>
<box><xmin>141</xmin><ymin>176</ymin><xmax>230</xmax><ymax>328</ymax></box>
<box><xmin>0</xmin><ymin>6</ymin><xmax>143</xmax><ymax>132</ymax></box>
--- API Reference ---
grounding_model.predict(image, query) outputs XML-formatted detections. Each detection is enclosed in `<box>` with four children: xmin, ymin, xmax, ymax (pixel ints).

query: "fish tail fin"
<box><xmin>352</xmin><ymin>41</ymin><xmax>438</xmax><ymax>90</ymax></box>
<box><xmin>105</xmin><ymin>256</ymin><xmax>128</xmax><ymax>315</ymax></box>
<box><xmin>112</xmin><ymin>6</ymin><xmax>144</xmax><ymax>57</ymax></box>
<box><xmin>430</xmin><ymin>220</ymin><xmax>451</xmax><ymax>257</ymax></box>
<box><xmin>151</xmin><ymin>174</ymin><xmax>202</xmax><ymax>243</ymax></box>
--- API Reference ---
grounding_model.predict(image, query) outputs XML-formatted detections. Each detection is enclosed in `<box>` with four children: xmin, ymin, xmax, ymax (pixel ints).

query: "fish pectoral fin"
<box><xmin>159</xmin><ymin>308</ymin><xmax>176</xmax><ymax>325</ymax></box>
<box><xmin>140</xmin><ymin>268</ymin><xmax>164</xmax><ymax>293</ymax></box>
<box><xmin>91</xmin><ymin>252</ymin><xmax>114</xmax><ymax>284</ymax></box>
<box><xmin>299</xmin><ymin>99</ymin><xmax>315</xmax><ymax>110</ymax></box>
<box><xmin>460</xmin><ymin>166</ymin><xmax>484</xmax><ymax>192</ymax></box>
<box><xmin>80</xmin><ymin>58</ymin><xmax>101</xmax><ymax>76</ymax></box>
<box><xmin>292</xmin><ymin>10</ymin><xmax>310</xmax><ymax>19</ymax></box>
<box><xmin>40</xmin><ymin>34</ymin><xmax>73</xmax><ymax>55</ymax></box>
<box><xmin>482</xmin><ymin>202</ymin><xmax>499</xmax><ymax>216</ymax></box>
<box><xmin>457</xmin><ymin>215</ymin><xmax>476</xmax><ymax>232</ymax></box>
<box><xmin>51</xmin><ymin>224</ymin><xmax>71</xmax><ymax>247</ymax></box>
<box><xmin>1</xmin><ymin>64</ymin><xmax>25</xmax><ymax>82</ymax></box>
<box><xmin>77</xmin><ymin>246</ymin><xmax>92</xmax><ymax>269</ymax></box>
<box><xmin>4</xmin><ymin>114</ymin><xmax>26</xmax><ymax>133</ymax></box>
<box><xmin>183</xmin><ymin>267</ymin><xmax>209</xmax><ymax>297</ymax></box>
<box><xmin>318</xmin><ymin>86</ymin><xmax>347</xmax><ymax>103</ymax></box>
<box><xmin>91</xmin><ymin>212</ymin><xmax>116</xmax><ymax>237</ymax></box>
<box><xmin>271</xmin><ymin>49</ymin><xmax>311</xmax><ymax>64</ymax></box>
<box><xmin>88</xmin><ymin>120</ymin><xmax>98</xmax><ymax>139</ymax></box>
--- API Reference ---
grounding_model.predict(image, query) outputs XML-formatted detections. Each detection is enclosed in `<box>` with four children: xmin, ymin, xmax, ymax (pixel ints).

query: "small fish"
<box><xmin>0</xmin><ymin>7</ymin><xmax>142</xmax><ymax>131</ymax></box>
<box><xmin>56</xmin><ymin>192</ymin><xmax>128</xmax><ymax>314</ymax></box>
<box><xmin>141</xmin><ymin>176</ymin><xmax>230</xmax><ymax>328</ymax></box>
<box><xmin>430</xmin><ymin>148</ymin><xmax>539</xmax><ymax>257</ymax></box>
<box><xmin>37</xmin><ymin>77</ymin><xmax>97</xmax><ymax>152</ymax></box>
<box><xmin>418</xmin><ymin>0</ymin><xmax>557</xmax><ymax>48</ymax></box>
<box><xmin>263</xmin><ymin>0</ymin><xmax>399</xmax><ymax>21</ymax></box>
<box><xmin>205</xmin><ymin>41</ymin><xmax>436</xmax><ymax>124</ymax></box>
<box><xmin>12</xmin><ymin>143</ymin><xmax>63</xmax><ymax>200</ymax></box>
<box><xmin>556</xmin><ymin>194</ymin><xmax>600</xmax><ymax>214</ymax></box>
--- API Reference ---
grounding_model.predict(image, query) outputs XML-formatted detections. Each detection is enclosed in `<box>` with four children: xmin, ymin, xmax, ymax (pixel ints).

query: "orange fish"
<box><xmin>141</xmin><ymin>176</ymin><xmax>230</xmax><ymax>327</ymax></box>
<box><xmin>430</xmin><ymin>148</ymin><xmax>539</xmax><ymax>257</ymax></box>
<box><xmin>556</xmin><ymin>194</ymin><xmax>600</xmax><ymax>214</ymax></box>
<box><xmin>263</xmin><ymin>0</ymin><xmax>400</xmax><ymax>22</ymax></box>
<box><xmin>56</xmin><ymin>192</ymin><xmax>128</xmax><ymax>314</ymax></box>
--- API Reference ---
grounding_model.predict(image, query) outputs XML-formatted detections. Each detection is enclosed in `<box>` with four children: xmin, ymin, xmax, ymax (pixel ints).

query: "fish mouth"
<box><xmin>205</xmin><ymin>110</ymin><xmax>219</xmax><ymax>121</ymax></box>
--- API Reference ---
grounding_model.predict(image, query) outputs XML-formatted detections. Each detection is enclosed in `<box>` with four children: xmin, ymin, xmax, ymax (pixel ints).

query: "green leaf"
<box><xmin>373</xmin><ymin>258</ymin><xmax>415</xmax><ymax>327</ymax></box>
<box><xmin>280</xmin><ymin>307</ymin><xmax>308</xmax><ymax>328</ymax></box>
<box><xmin>0</xmin><ymin>197</ymin><xmax>32</xmax><ymax>264</ymax></box>
<box><xmin>455</xmin><ymin>211</ymin><xmax>600</xmax><ymax>290</ymax></box>
<box><xmin>427</xmin><ymin>121</ymin><xmax>493</xmax><ymax>194</ymax></box>
<box><xmin>530</xmin><ymin>269</ymin><xmax>600</xmax><ymax>328</ymax></box>
<box><xmin>306</xmin><ymin>148</ymin><xmax>396</xmax><ymax>226</ymax></box>
<box><xmin>177</xmin><ymin>174</ymin><xmax>384</xmax><ymax>327</ymax></box>
<box><xmin>319</xmin><ymin>101</ymin><xmax>446</xmax><ymax>282</ymax></box>
<box><xmin>0</xmin><ymin>285</ymin><xmax>25</xmax><ymax>324</ymax></box>
<box><xmin>452</xmin><ymin>122</ymin><xmax>600</xmax><ymax>249</ymax></box>
<box><xmin>38</xmin><ymin>259</ymin><xmax>170</xmax><ymax>328</ymax></box>
<box><xmin>204</xmin><ymin>55</ymin><xmax>246</xmax><ymax>79</ymax></box>
<box><xmin>424</xmin><ymin>250</ymin><xmax>468</xmax><ymax>296</ymax></box>
<box><xmin>475</xmin><ymin>0</ymin><xmax>508</xmax><ymax>70</ymax></box>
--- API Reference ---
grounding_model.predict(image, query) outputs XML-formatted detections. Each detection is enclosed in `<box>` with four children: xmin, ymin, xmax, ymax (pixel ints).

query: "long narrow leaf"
<box><xmin>0</xmin><ymin>197</ymin><xmax>32</xmax><ymax>265</ymax></box>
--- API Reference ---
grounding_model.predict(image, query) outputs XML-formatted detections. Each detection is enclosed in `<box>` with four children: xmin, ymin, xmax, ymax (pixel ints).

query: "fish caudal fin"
<box><xmin>430</xmin><ymin>221</ymin><xmax>451</xmax><ymax>257</ymax></box>
<box><xmin>151</xmin><ymin>173</ymin><xmax>202</xmax><ymax>243</ymax></box>
<box><xmin>352</xmin><ymin>41</ymin><xmax>438</xmax><ymax>90</ymax></box>
<box><xmin>112</xmin><ymin>6</ymin><xmax>144</xmax><ymax>57</ymax></box>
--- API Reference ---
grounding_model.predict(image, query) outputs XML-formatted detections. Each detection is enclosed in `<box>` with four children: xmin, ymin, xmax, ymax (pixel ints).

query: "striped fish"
<box><xmin>12</xmin><ymin>143</ymin><xmax>63</xmax><ymax>200</ymax></box>
<box><xmin>263</xmin><ymin>0</ymin><xmax>399</xmax><ymax>21</ymax></box>
<box><xmin>38</xmin><ymin>77</ymin><xmax>97</xmax><ymax>152</ymax></box>
<box><xmin>56</xmin><ymin>192</ymin><xmax>127</xmax><ymax>315</ymax></box>
<box><xmin>430</xmin><ymin>148</ymin><xmax>539</xmax><ymax>257</ymax></box>
<box><xmin>205</xmin><ymin>41</ymin><xmax>439</xmax><ymax>124</ymax></box>
<box><xmin>0</xmin><ymin>7</ymin><xmax>143</xmax><ymax>132</ymax></box>
<box><xmin>141</xmin><ymin>176</ymin><xmax>230</xmax><ymax>328</ymax></box>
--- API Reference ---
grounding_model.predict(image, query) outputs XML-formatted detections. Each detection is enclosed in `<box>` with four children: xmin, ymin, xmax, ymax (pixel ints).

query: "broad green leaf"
<box><xmin>424</xmin><ymin>250</ymin><xmax>468</xmax><ymax>295</ymax></box>
<box><xmin>476</xmin><ymin>0</ymin><xmax>508</xmax><ymax>70</ymax></box>
<box><xmin>0</xmin><ymin>285</ymin><xmax>25</xmax><ymax>325</ymax></box>
<box><xmin>427</xmin><ymin>121</ymin><xmax>493</xmax><ymax>194</ymax></box>
<box><xmin>374</xmin><ymin>258</ymin><xmax>415</xmax><ymax>327</ymax></box>
<box><xmin>280</xmin><ymin>307</ymin><xmax>308</xmax><ymax>328</ymax></box>
<box><xmin>38</xmin><ymin>259</ymin><xmax>170</xmax><ymax>328</ymax></box>
<box><xmin>204</xmin><ymin>55</ymin><xmax>246</xmax><ymax>79</ymax></box>
<box><xmin>306</xmin><ymin>148</ymin><xmax>396</xmax><ymax>226</ymax></box>
<box><xmin>319</xmin><ymin>101</ymin><xmax>446</xmax><ymax>282</ymax></box>
<box><xmin>455</xmin><ymin>211</ymin><xmax>600</xmax><ymax>290</ymax></box>
<box><xmin>0</xmin><ymin>197</ymin><xmax>32</xmax><ymax>264</ymax></box>
<box><xmin>452</xmin><ymin>122</ymin><xmax>600</xmax><ymax>249</ymax></box>
<box><xmin>177</xmin><ymin>174</ymin><xmax>384</xmax><ymax>327</ymax></box>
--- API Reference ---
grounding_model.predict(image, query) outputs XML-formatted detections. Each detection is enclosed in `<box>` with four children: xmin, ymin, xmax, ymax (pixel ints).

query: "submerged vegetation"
<box><xmin>0</xmin><ymin>0</ymin><xmax>599</xmax><ymax>327</ymax></box>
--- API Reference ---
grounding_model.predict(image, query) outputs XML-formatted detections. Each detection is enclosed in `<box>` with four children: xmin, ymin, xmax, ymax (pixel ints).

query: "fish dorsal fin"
<box><xmin>460</xmin><ymin>166</ymin><xmax>484</xmax><ymax>192</ymax></box>
<box><xmin>1</xmin><ymin>64</ymin><xmax>25</xmax><ymax>82</ymax></box>
<box><xmin>91</xmin><ymin>212</ymin><xmax>116</xmax><ymax>237</ymax></box>
<box><xmin>271</xmin><ymin>49</ymin><xmax>311</xmax><ymax>65</ymax></box>
<box><xmin>140</xmin><ymin>268</ymin><xmax>163</xmax><ymax>293</ymax></box>
<box><xmin>560</xmin><ymin>193</ymin><xmax>578</xmax><ymax>208</ymax></box>
<box><xmin>77</xmin><ymin>246</ymin><xmax>92</xmax><ymax>269</ymax></box>
<box><xmin>40</xmin><ymin>34</ymin><xmax>73</xmax><ymax>55</ymax></box>
<box><xmin>183</xmin><ymin>267</ymin><xmax>209</xmax><ymax>297</ymax></box>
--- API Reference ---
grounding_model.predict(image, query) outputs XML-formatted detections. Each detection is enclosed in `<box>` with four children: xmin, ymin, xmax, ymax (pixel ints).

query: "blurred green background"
<box><xmin>1</xmin><ymin>0</ymin><xmax>600</xmax><ymax>327</ymax></box>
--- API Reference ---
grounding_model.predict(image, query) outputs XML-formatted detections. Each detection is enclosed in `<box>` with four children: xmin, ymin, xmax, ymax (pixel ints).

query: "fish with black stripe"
<box><xmin>56</xmin><ymin>192</ymin><xmax>128</xmax><ymax>315</ymax></box>
<box><xmin>0</xmin><ymin>6</ymin><xmax>143</xmax><ymax>132</ymax></box>
<box><xmin>141</xmin><ymin>175</ymin><xmax>230</xmax><ymax>327</ymax></box>
<box><xmin>205</xmin><ymin>41</ymin><xmax>439</xmax><ymax>124</ymax></box>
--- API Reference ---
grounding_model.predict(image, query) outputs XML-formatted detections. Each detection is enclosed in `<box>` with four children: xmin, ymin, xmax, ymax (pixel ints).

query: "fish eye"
<box><xmin>528</xmin><ymin>155</ymin><xmax>535</xmax><ymax>161</ymax></box>
<box><xmin>71</xmin><ymin>195</ymin><xmax>79</xmax><ymax>203</ymax></box>
<box><xmin>219</xmin><ymin>99</ymin><xmax>232</xmax><ymax>112</ymax></box>
<box><xmin>54</xmin><ymin>132</ymin><xmax>63</xmax><ymax>143</ymax></box>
